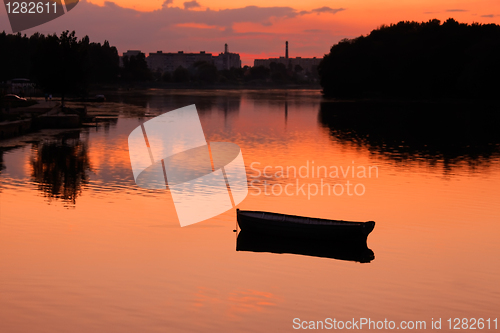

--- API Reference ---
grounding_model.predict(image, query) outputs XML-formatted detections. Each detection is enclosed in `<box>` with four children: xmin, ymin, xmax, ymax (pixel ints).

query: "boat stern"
<box><xmin>363</xmin><ymin>221</ymin><xmax>376</xmax><ymax>236</ymax></box>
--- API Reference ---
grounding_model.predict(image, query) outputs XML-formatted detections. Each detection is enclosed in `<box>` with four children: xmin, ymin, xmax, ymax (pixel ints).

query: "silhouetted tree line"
<box><xmin>156</xmin><ymin>61</ymin><xmax>242</xmax><ymax>84</ymax></box>
<box><xmin>318</xmin><ymin>19</ymin><xmax>500</xmax><ymax>99</ymax></box>
<box><xmin>121</xmin><ymin>53</ymin><xmax>152</xmax><ymax>81</ymax></box>
<box><xmin>0</xmin><ymin>30</ymin><xmax>120</xmax><ymax>99</ymax></box>
<box><xmin>156</xmin><ymin>61</ymin><xmax>241</xmax><ymax>84</ymax></box>
<box><xmin>156</xmin><ymin>60</ymin><xmax>312</xmax><ymax>84</ymax></box>
<box><xmin>247</xmin><ymin>62</ymin><xmax>313</xmax><ymax>83</ymax></box>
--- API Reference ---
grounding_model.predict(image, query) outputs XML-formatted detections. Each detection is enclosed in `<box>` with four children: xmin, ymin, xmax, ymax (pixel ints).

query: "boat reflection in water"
<box><xmin>236</xmin><ymin>210</ymin><xmax>375</xmax><ymax>263</ymax></box>
<box><xmin>236</xmin><ymin>231</ymin><xmax>375</xmax><ymax>263</ymax></box>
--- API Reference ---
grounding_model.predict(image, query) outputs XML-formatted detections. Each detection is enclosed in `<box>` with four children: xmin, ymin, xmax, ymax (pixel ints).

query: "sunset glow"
<box><xmin>1</xmin><ymin>0</ymin><xmax>498</xmax><ymax>65</ymax></box>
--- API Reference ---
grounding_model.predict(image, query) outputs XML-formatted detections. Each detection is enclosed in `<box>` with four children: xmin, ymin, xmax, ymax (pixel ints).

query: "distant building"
<box><xmin>213</xmin><ymin>44</ymin><xmax>241</xmax><ymax>71</ymax></box>
<box><xmin>146</xmin><ymin>44</ymin><xmax>241</xmax><ymax>73</ymax></box>
<box><xmin>254</xmin><ymin>41</ymin><xmax>321</xmax><ymax>75</ymax></box>
<box><xmin>123</xmin><ymin>50</ymin><xmax>142</xmax><ymax>57</ymax></box>
<box><xmin>119</xmin><ymin>50</ymin><xmax>143</xmax><ymax>67</ymax></box>
<box><xmin>147</xmin><ymin>51</ymin><xmax>213</xmax><ymax>73</ymax></box>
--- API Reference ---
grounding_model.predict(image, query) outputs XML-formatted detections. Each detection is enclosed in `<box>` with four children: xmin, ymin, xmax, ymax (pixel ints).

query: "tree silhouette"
<box><xmin>173</xmin><ymin>66</ymin><xmax>190</xmax><ymax>83</ymax></box>
<box><xmin>193</xmin><ymin>61</ymin><xmax>218</xmax><ymax>83</ymax></box>
<box><xmin>318</xmin><ymin>19</ymin><xmax>500</xmax><ymax>99</ymax></box>
<box><xmin>121</xmin><ymin>52</ymin><xmax>151</xmax><ymax>81</ymax></box>
<box><xmin>249</xmin><ymin>65</ymin><xmax>270</xmax><ymax>80</ymax></box>
<box><xmin>0</xmin><ymin>30</ymin><xmax>120</xmax><ymax>98</ymax></box>
<box><xmin>31</xmin><ymin>137</ymin><xmax>91</xmax><ymax>206</ymax></box>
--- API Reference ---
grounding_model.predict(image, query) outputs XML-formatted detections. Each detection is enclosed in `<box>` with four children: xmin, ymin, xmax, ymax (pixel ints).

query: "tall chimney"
<box><xmin>225</xmin><ymin>43</ymin><xmax>228</xmax><ymax>53</ymax></box>
<box><xmin>285</xmin><ymin>41</ymin><xmax>288</xmax><ymax>59</ymax></box>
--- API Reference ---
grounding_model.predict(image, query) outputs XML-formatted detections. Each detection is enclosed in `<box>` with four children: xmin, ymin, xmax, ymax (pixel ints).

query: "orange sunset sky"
<box><xmin>1</xmin><ymin>0</ymin><xmax>500</xmax><ymax>64</ymax></box>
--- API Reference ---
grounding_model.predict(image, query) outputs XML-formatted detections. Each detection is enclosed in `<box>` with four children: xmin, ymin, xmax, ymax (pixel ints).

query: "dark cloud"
<box><xmin>480</xmin><ymin>14</ymin><xmax>498</xmax><ymax>18</ymax></box>
<box><xmin>298</xmin><ymin>7</ymin><xmax>345</xmax><ymax>15</ymax></box>
<box><xmin>304</xmin><ymin>29</ymin><xmax>325</xmax><ymax>33</ymax></box>
<box><xmin>162</xmin><ymin>0</ymin><xmax>173</xmax><ymax>8</ymax></box>
<box><xmin>445</xmin><ymin>9</ymin><xmax>469</xmax><ymax>12</ymax></box>
<box><xmin>0</xmin><ymin>0</ymin><xmax>343</xmax><ymax>64</ymax></box>
<box><xmin>183</xmin><ymin>1</ymin><xmax>200</xmax><ymax>10</ymax></box>
<box><xmin>311</xmin><ymin>7</ymin><xmax>345</xmax><ymax>15</ymax></box>
<box><xmin>76</xmin><ymin>2</ymin><xmax>300</xmax><ymax>29</ymax></box>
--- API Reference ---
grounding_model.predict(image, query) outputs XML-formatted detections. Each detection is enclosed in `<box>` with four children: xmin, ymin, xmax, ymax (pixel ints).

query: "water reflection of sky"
<box><xmin>2</xmin><ymin>91</ymin><xmax>498</xmax><ymax>201</ymax></box>
<box><xmin>2</xmin><ymin>90</ymin><xmax>500</xmax><ymax>202</ymax></box>
<box><xmin>1</xmin><ymin>90</ymin><xmax>499</xmax><ymax>332</ymax></box>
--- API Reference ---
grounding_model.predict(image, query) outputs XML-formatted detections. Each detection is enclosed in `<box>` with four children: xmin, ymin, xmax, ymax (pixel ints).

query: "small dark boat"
<box><xmin>236</xmin><ymin>209</ymin><xmax>375</xmax><ymax>241</ymax></box>
<box><xmin>237</xmin><ymin>231</ymin><xmax>375</xmax><ymax>263</ymax></box>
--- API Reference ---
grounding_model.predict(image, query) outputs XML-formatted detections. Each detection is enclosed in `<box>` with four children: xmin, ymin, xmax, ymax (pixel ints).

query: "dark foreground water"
<box><xmin>1</xmin><ymin>90</ymin><xmax>499</xmax><ymax>332</ymax></box>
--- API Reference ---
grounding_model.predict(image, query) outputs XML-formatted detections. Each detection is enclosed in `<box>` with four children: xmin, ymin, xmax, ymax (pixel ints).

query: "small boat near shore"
<box><xmin>236</xmin><ymin>209</ymin><xmax>375</xmax><ymax>241</ymax></box>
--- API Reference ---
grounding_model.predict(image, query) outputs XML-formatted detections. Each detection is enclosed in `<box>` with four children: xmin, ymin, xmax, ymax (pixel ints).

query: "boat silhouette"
<box><xmin>237</xmin><ymin>209</ymin><xmax>375</xmax><ymax>241</ymax></box>
<box><xmin>235</xmin><ymin>210</ymin><xmax>375</xmax><ymax>263</ymax></box>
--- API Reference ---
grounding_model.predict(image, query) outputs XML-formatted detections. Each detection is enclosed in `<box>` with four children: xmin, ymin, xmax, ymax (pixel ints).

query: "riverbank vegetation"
<box><xmin>0</xmin><ymin>31</ymin><xmax>120</xmax><ymax>100</ymax></box>
<box><xmin>318</xmin><ymin>19</ymin><xmax>500</xmax><ymax>99</ymax></box>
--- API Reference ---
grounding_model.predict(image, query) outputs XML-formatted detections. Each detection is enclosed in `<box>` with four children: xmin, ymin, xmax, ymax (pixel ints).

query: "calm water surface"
<box><xmin>1</xmin><ymin>90</ymin><xmax>499</xmax><ymax>332</ymax></box>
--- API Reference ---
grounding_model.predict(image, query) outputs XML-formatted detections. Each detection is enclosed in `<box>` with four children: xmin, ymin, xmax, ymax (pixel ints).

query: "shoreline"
<box><xmin>89</xmin><ymin>81</ymin><xmax>322</xmax><ymax>93</ymax></box>
<box><xmin>86</xmin><ymin>84</ymin><xmax>500</xmax><ymax>105</ymax></box>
